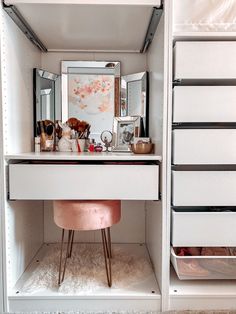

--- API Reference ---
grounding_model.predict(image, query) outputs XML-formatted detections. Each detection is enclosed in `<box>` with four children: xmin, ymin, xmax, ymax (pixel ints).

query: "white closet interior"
<box><xmin>2</xmin><ymin>0</ymin><xmax>236</xmax><ymax>312</ymax></box>
<box><xmin>0</xmin><ymin>1</ymin><xmax>167</xmax><ymax>312</ymax></box>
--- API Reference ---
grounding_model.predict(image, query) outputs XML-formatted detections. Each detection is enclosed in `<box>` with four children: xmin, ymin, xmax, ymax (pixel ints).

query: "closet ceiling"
<box><xmin>4</xmin><ymin>0</ymin><xmax>162</xmax><ymax>52</ymax></box>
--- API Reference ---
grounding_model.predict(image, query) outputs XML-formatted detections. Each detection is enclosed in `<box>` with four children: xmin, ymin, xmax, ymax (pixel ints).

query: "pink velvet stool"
<box><xmin>53</xmin><ymin>200</ymin><xmax>121</xmax><ymax>287</ymax></box>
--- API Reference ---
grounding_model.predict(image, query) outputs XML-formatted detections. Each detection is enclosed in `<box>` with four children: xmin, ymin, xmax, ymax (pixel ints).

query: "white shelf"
<box><xmin>5</xmin><ymin>152</ymin><xmax>162</xmax><ymax>161</ymax></box>
<box><xmin>5</xmin><ymin>0</ymin><xmax>161</xmax><ymax>4</ymax></box>
<box><xmin>170</xmin><ymin>267</ymin><xmax>236</xmax><ymax>297</ymax></box>
<box><xmin>9</xmin><ymin>243</ymin><xmax>161</xmax><ymax>312</ymax></box>
<box><xmin>4</xmin><ymin>1</ymin><xmax>161</xmax><ymax>52</ymax></box>
<box><xmin>173</xmin><ymin>32</ymin><xmax>236</xmax><ymax>41</ymax></box>
<box><xmin>169</xmin><ymin>267</ymin><xmax>236</xmax><ymax>310</ymax></box>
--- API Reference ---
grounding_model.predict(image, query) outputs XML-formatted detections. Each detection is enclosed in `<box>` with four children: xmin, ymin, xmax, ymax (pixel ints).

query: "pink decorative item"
<box><xmin>53</xmin><ymin>200</ymin><xmax>121</xmax><ymax>231</ymax></box>
<box><xmin>58</xmin><ymin>121</ymin><xmax>73</xmax><ymax>152</ymax></box>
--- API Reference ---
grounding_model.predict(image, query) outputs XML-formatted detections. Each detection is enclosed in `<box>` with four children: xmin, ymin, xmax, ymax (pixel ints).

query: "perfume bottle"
<box><xmin>95</xmin><ymin>143</ymin><xmax>103</xmax><ymax>153</ymax></box>
<box><xmin>88</xmin><ymin>139</ymin><xmax>95</xmax><ymax>152</ymax></box>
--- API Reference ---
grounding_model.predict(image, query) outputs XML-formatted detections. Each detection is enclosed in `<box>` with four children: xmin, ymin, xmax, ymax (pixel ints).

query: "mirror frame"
<box><xmin>121</xmin><ymin>71</ymin><xmax>149</xmax><ymax>136</ymax></box>
<box><xmin>33</xmin><ymin>68</ymin><xmax>60</xmax><ymax>136</ymax></box>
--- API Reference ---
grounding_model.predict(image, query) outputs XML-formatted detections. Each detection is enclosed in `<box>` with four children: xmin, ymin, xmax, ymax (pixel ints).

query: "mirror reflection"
<box><xmin>61</xmin><ymin>61</ymin><xmax>120</xmax><ymax>142</ymax></box>
<box><xmin>33</xmin><ymin>68</ymin><xmax>60</xmax><ymax>136</ymax></box>
<box><xmin>121</xmin><ymin>72</ymin><xmax>149</xmax><ymax>136</ymax></box>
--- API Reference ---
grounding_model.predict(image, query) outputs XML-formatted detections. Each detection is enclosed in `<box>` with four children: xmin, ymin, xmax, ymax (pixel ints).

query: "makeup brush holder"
<box><xmin>38</xmin><ymin>120</ymin><xmax>55</xmax><ymax>151</ymax></box>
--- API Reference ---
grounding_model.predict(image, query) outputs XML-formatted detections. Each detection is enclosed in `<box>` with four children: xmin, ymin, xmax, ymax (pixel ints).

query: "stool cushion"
<box><xmin>53</xmin><ymin>200</ymin><xmax>121</xmax><ymax>231</ymax></box>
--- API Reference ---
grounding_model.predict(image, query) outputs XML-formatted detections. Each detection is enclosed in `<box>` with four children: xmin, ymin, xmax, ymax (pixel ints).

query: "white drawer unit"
<box><xmin>174</xmin><ymin>41</ymin><xmax>236</xmax><ymax>80</ymax></box>
<box><xmin>171</xmin><ymin>209</ymin><xmax>236</xmax><ymax>247</ymax></box>
<box><xmin>9</xmin><ymin>163</ymin><xmax>159</xmax><ymax>200</ymax></box>
<box><xmin>172</xmin><ymin>129</ymin><xmax>236</xmax><ymax>165</ymax></box>
<box><xmin>173</xmin><ymin>86</ymin><xmax>236</xmax><ymax>123</ymax></box>
<box><xmin>172</xmin><ymin>170</ymin><xmax>236</xmax><ymax>206</ymax></box>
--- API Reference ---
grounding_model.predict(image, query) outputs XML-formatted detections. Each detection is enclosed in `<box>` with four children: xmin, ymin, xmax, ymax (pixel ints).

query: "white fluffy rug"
<box><xmin>20</xmin><ymin>243</ymin><xmax>153</xmax><ymax>295</ymax></box>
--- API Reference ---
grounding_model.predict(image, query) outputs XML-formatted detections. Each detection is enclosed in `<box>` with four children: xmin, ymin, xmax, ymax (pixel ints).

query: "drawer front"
<box><xmin>172</xmin><ymin>171</ymin><xmax>236</xmax><ymax>206</ymax></box>
<box><xmin>171</xmin><ymin>210</ymin><xmax>236</xmax><ymax>247</ymax></box>
<box><xmin>9</xmin><ymin>164</ymin><xmax>159</xmax><ymax>200</ymax></box>
<box><xmin>173</xmin><ymin>129</ymin><xmax>236</xmax><ymax>165</ymax></box>
<box><xmin>174</xmin><ymin>41</ymin><xmax>236</xmax><ymax>80</ymax></box>
<box><xmin>173</xmin><ymin>86</ymin><xmax>236</xmax><ymax>123</ymax></box>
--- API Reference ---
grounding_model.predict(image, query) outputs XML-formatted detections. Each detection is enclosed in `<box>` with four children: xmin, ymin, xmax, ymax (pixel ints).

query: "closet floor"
<box><xmin>8</xmin><ymin>243</ymin><xmax>160</xmax><ymax>312</ymax></box>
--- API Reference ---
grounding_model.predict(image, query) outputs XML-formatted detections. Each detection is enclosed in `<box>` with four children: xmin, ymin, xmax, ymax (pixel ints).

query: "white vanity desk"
<box><xmin>6</xmin><ymin>152</ymin><xmax>161</xmax><ymax>201</ymax></box>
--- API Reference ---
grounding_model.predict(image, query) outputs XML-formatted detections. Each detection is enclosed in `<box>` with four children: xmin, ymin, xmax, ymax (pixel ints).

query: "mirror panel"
<box><xmin>61</xmin><ymin>61</ymin><xmax>120</xmax><ymax>142</ymax></box>
<box><xmin>121</xmin><ymin>71</ymin><xmax>149</xmax><ymax>136</ymax></box>
<box><xmin>33</xmin><ymin>68</ymin><xmax>60</xmax><ymax>136</ymax></box>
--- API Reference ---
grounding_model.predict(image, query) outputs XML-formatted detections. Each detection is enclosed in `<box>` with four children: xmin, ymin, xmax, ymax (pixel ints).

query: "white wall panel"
<box><xmin>147</xmin><ymin>16</ymin><xmax>164</xmax><ymax>154</ymax></box>
<box><xmin>0</xmin><ymin>9</ymin><xmax>5</xmax><ymax>311</ymax></box>
<box><xmin>41</xmin><ymin>51</ymin><xmax>146</xmax><ymax>76</ymax></box>
<box><xmin>6</xmin><ymin>201</ymin><xmax>44</xmax><ymax>287</ymax></box>
<box><xmin>1</xmin><ymin>8</ymin><xmax>44</xmax><ymax>307</ymax></box>
<box><xmin>2</xmin><ymin>10</ymin><xmax>41</xmax><ymax>154</ymax></box>
<box><xmin>146</xmin><ymin>15</ymin><xmax>165</xmax><ymax>296</ymax></box>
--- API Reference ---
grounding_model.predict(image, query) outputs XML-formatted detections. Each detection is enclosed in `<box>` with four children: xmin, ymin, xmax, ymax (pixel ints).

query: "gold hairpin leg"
<box><xmin>58</xmin><ymin>228</ymin><xmax>65</xmax><ymax>285</ymax></box>
<box><xmin>68</xmin><ymin>230</ymin><xmax>74</xmax><ymax>258</ymax></box>
<box><xmin>107</xmin><ymin>227</ymin><xmax>112</xmax><ymax>259</ymax></box>
<box><xmin>101</xmin><ymin>228</ymin><xmax>112</xmax><ymax>287</ymax></box>
<box><xmin>58</xmin><ymin>229</ymin><xmax>73</xmax><ymax>285</ymax></box>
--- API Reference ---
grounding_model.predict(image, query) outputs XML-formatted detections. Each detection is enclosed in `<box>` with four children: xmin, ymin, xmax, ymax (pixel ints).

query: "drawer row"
<box><xmin>173</xmin><ymin>129</ymin><xmax>236</xmax><ymax>165</ymax></box>
<box><xmin>173</xmin><ymin>86</ymin><xmax>236</xmax><ymax>123</ymax></box>
<box><xmin>172</xmin><ymin>170</ymin><xmax>236</xmax><ymax>206</ymax></box>
<box><xmin>175</xmin><ymin>41</ymin><xmax>236</xmax><ymax>80</ymax></box>
<box><xmin>172</xmin><ymin>171</ymin><xmax>236</xmax><ymax>247</ymax></box>
<box><xmin>171</xmin><ymin>209</ymin><xmax>236</xmax><ymax>247</ymax></box>
<box><xmin>171</xmin><ymin>42</ymin><xmax>236</xmax><ymax>257</ymax></box>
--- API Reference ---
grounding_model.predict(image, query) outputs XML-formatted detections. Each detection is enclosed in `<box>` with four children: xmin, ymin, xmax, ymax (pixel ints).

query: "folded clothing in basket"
<box><xmin>174</xmin><ymin>247</ymin><xmax>236</xmax><ymax>278</ymax></box>
<box><xmin>202</xmin><ymin>247</ymin><xmax>231</xmax><ymax>256</ymax></box>
<box><xmin>176</xmin><ymin>247</ymin><xmax>236</xmax><ymax>257</ymax></box>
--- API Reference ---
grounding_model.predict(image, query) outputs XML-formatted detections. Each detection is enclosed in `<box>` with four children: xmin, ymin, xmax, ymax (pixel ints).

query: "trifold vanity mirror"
<box><xmin>34</xmin><ymin>62</ymin><xmax>149</xmax><ymax>148</ymax></box>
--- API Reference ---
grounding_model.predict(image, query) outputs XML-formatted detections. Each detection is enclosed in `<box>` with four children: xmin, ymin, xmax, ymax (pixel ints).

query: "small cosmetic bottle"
<box><xmin>35</xmin><ymin>137</ymin><xmax>41</xmax><ymax>152</ymax></box>
<box><xmin>88</xmin><ymin>139</ymin><xmax>95</xmax><ymax>152</ymax></box>
<box><xmin>95</xmin><ymin>143</ymin><xmax>103</xmax><ymax>153</ymax></box>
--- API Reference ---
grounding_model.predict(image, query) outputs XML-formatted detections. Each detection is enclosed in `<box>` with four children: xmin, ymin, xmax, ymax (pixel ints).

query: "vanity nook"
<box><xmin>1</xmin><ymin>0</ymin><xmax>236</xmax><ymax>312</ymax></box>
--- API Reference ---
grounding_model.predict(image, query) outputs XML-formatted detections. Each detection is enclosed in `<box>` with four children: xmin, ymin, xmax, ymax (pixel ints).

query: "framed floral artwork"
<box><xmin>61</xmin><ymin>61</ymin><xmax>120</xmax><ymax>142</ymax></box>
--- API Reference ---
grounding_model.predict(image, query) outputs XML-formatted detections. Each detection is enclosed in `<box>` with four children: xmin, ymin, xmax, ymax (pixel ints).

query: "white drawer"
<box><xmin>173</xmin><ymin>86</ymin><xmax>236</xmax><ymax>123</ymax></box>
<box><xmin>9</xmin><ymin>164</ymin><xmax>159</xmax><ymax>200</ymax></box>
<box><xmin>172</xmin><ymin>171</ymin><xmax>236</xmax><ymax>206</ymax></box>
<box><xmin>173</xmin><ymin>129</ymin><xmax>236</xmax><ymax>165</ymax></box>
<box><xmin>171</xmin><ymin>209</ymin><xmax>236</xmax><ymax>247</ymax></box>
<box><xmin>174</xmin><ymin>42</ymin><xmax>236</xmax><ymax>80</ymax></box>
